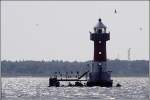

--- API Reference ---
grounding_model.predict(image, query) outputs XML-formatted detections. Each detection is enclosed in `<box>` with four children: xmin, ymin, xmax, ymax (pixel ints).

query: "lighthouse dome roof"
<box><xmin>94</xmin><ymin>18</ymin><xmax>106</xmax><ymax>29</ymax></box>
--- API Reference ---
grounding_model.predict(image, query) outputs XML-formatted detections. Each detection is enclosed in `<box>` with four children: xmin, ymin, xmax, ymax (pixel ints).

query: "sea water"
<box><xmin>1</xmin><ymin>77</ymin><xmax>149</xmax><ymax>100</ymax></box>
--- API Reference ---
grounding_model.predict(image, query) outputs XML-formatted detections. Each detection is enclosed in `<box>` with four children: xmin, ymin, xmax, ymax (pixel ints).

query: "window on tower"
<box><xmin>97</xmin><ymin>29</ymin><xmax>102</xmax><ymax>33</ymax></box>
<box><xmin>99</xmin><ymin>52</ymin><xmax>102</xmax><ymax>54</ymax></box>
<box><xmin>98</xmin><ymin>63</ymin><xmax>102</xmax><ymax>66</ymax></box>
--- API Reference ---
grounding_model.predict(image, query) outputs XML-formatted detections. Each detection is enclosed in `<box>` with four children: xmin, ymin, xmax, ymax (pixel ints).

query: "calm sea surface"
<box><xmin>1</xmin><ymin>77</ymin><xmax>149</xmax><ymax>100</ymax></box>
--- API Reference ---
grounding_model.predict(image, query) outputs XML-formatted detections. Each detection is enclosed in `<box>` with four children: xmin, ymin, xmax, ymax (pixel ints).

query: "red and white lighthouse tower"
<box><xmin>87</xmin><ymin>18</ymin><xmax>113</xmax><ymax>87</ymax></box>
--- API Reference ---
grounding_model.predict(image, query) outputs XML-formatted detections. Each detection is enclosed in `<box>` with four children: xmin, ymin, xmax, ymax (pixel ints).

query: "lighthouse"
<box><xmin>87</xmin><ymin>18</ymin><xmax>113</xmax><ymax>87</ymax></box>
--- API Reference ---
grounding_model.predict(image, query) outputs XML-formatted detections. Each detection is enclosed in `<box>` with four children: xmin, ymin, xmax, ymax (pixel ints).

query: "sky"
<box><xmin>1</xmin><ymin>1</ymin><xmax>149</xmax><ymax>61</ymax></box>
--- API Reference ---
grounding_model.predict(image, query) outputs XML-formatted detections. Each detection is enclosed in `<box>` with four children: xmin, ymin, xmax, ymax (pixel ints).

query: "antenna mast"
<box><xmin>128</xmin><ymin>48</ymin><xmax>131</xmax><ymax>61</ymax></box>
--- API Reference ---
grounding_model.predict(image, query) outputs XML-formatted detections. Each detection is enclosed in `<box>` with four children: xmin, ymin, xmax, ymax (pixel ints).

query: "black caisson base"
<box><xmin>87</xmin><ymin>80</ymin><xmax>113</xmax><ymax>87</ymax></box>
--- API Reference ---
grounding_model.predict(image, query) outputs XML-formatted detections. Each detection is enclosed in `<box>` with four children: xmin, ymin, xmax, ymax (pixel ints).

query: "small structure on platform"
<box><xmin>48</xmin><ymin>78</ymin><xmax>60</xmax><ymax>87</ymax></box>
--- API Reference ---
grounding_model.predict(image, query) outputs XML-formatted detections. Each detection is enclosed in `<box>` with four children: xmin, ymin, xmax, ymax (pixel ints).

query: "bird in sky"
<box><xmin>139</xmin><ymin>27</ymin><xmax>143</xmax><ymax>31</ymax></box>
<box><xmin>114</xmin><ymin>9</ymin><xmax>117</xmax><ymax>14</ymax></box>
<box><xmin>35</xmin><ymin>24</ymin><xmax>39</xmax><ymax>27</ymax></box>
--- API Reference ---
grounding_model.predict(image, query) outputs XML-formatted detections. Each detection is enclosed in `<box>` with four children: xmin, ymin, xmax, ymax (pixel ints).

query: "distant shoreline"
<box><xmin>1</xmin><ymin>60</ymin><xmax>149</xmax><ymax>78</ymax></box>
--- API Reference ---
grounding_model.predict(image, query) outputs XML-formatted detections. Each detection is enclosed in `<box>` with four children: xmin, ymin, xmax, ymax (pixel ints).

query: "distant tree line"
<box><xmin>1</xmin><ymin>60</ymin><xmax>149</xmax><ymax>77</ymax></box>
